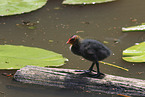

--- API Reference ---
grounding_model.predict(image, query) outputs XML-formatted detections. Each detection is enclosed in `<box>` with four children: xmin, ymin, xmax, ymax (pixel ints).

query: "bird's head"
<box><xmin>66</xmin><ymin>35</ymin><xmax>81</xmax><ymax>45</ymax></box>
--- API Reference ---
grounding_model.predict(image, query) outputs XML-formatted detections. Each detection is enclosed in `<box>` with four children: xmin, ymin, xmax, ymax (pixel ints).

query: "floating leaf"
<box><xmin>122</xmin><ymin>42</ymin><xmax>145</xmax><ymax>62</ymax></box>
<box><xmin>62</xmin><ymin>0</ymin><xmax>115</xmax><ymax>5</ymax></box>
<box><xmin>122</xmin><ymin>23</ymin><xmax>145</xmax><ymax>32</ymax></box>
<box><xmin>0</xmin><ymin>45</ymin><xmax>68</xmax><ymax>69</ymax></box>
<box><xmin>0</xmin><ymin>0</ymin><xmax>47</xmax><ymax>16</ymax></box>
<box><xmin>28</xmin><ymin>26</ymin><xmax>36</xmax><ymax>29</ymax></box>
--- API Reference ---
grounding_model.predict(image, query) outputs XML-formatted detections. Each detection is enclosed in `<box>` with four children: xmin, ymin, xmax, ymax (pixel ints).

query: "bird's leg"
<box><xmin>92</xmin><ymin>61</ymin><xmax>105</xmax><ymax>78</ymax></box>
<box><xmin>79</xmin><ymin>62</ymin><xmax>95</xmax><ymax>74</ymax></box>
<box><xmin>96</xmin><ymin>61</ymin><xmax>100</xmax><ymax>74</ymax></box>
<box><xmin>87</xmin><ymin>62</ymin><xmax>96</xmax><ymax>72</ymax></box>
<box><xmin>75</xmin><ymin>63</ymin><xmax>95</xmax><ymax>74</ymax></box>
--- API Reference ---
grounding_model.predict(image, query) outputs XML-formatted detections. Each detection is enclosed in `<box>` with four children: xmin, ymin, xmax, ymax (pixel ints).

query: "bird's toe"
<box><xmin>84</xmin><ymin>70</ymin><xmax>92</xmax><ymax>73</ymax></box>
<box><xmin>91</xmin><ymin>73</ymin><xmax>105</xmax><ymax>79</ymax></box>
<box><xmin>75</xmin><ymin>70</ymin><xmax>92</xmax><ymax>73</ymax></box>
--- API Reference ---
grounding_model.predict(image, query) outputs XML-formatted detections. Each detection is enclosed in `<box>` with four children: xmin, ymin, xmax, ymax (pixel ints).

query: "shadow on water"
<box><xmin>0</xmin><ymin>0</ymin><xmax>145</xmax><ymax>97</ymax></box>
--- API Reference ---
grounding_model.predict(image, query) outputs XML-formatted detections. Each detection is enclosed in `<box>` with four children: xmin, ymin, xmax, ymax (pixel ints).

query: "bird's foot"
<box><xmin>84</xmin><ymin>70</ymin><xmax>92</xmax><ymax>74</ymax></box>
<box><xmin>75</xmin><ymin>70</ymin><xmax>105</xmax><ymax>78</ymax></box>
<box><xmin>91</xmin><ymin>73</ymin><xmax>105</xmax><ymax>79</ymax></box>
<box><xmin>75</xmin><ymin>70</ymin><xmax>93</xmax><ymax>76</ymax></box>
<box><xmin>75</xmin><ymin>70</ymin><xmax>85</xmax><ymax>72</ymax></box>
<box><xmin>75</xmin><ymin>69</ymin><xmax>96</xmax><ymax>74</ymax></box>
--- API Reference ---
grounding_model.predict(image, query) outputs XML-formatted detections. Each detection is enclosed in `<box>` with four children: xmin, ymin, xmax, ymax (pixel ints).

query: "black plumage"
<box><xmin>66</xmin><ymin>35</ymin><xmax>111</xmax><ymax>77</ymax></box>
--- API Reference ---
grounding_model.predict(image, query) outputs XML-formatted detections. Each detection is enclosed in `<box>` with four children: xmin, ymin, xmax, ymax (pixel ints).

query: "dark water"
<box><xmin>0</xmin><ymin>0</ymin><xmax>145</xmax><ymax>97</ymax></box>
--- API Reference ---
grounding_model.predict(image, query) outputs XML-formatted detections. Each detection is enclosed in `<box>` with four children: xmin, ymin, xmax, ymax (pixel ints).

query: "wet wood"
<box><xmin>14</xmin><ymin>66</ymin><xmax>145</xmax><ymax>96</ymax></box>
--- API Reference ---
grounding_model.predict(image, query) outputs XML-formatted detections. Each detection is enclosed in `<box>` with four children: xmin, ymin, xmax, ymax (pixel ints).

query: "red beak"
<box><xmin>66</xmin><ymin>39</ymin><xmax>71</xmax><ymax>44</ymax></box>
<box><xmin>66</xmin><ymin>40</ymin><xmax>70</xmax><ymax>44</ymax></box>
<box><xmin>66</xmin><ymin>41</ymin><xmax>69</xmax><ymax>44</ymax></box>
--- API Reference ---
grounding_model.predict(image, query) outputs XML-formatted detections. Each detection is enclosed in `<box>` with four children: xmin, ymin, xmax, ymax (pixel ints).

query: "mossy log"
<box><xmin>14</xmin><ymin>66</ymin><xmax>145</xmax><ymax>96</ymax></box>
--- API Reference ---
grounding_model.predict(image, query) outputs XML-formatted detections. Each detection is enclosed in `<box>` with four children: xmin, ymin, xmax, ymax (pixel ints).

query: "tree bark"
<box><xmin>14</xmin><ymin>66</ymin><xmax>145</xmax><ymax>96</ymax></box>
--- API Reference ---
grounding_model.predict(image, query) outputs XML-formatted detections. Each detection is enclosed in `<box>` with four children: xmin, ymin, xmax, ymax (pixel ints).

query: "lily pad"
<box><xmin>62</xmin><ymin>0</ymin><xmax>115</xmax><ymax>5</ymax></box>
<box><xmin>0</xmin><ymin>0</ymin><xmax>47</xmax><ymax>16</ymax></box>
<box><xmin>122</xmin><ymin>42</ymin><xmax>145</xmax><ymax>62</ymax></box>
<box><xmin>0</xmin><ymin>45</ymin><xmax>68</xmax><ymax>69</ymax></box>
<box><xmin>122</xmin><ymin>23</ymin><xmax>145</xmax><ymax>32</ymax></box>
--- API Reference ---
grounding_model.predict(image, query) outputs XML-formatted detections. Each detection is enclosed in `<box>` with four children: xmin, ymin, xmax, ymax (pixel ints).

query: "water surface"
<box><xmin>0</xmin><ymin>0</ymin><xmax>145</xmax><ymax>97</ymax></box>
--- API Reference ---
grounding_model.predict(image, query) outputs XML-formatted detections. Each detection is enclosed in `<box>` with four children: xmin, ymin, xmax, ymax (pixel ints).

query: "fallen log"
<box><xmin>14</xmin><ymin>65</ymin><xmax>145</xmax><ymax>96</ymax></box>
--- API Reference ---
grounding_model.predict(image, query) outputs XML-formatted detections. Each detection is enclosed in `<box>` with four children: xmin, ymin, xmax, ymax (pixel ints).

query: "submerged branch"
<box><xmin>14</xmin><ymin>66</ymin><xmax>145</xmax><ymax>96</ymax></box>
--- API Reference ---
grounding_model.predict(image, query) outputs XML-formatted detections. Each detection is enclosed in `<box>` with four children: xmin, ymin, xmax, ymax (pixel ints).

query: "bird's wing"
<box><xmin>83</xmin><ymin>43</ymin><xmax>96</xmax><ymax>55</ymax></box>
<box><xmin>82</xmin><ymin>45</ymin><xmax>99</xmax><ymax>61</ymax></box>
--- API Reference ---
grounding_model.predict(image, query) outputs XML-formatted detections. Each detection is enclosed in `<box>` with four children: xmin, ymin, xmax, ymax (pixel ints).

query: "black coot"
<box><xmin>66</xmin><ymin>35</ymin><xmax>111</xmax><ymax>77</ymax></box>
